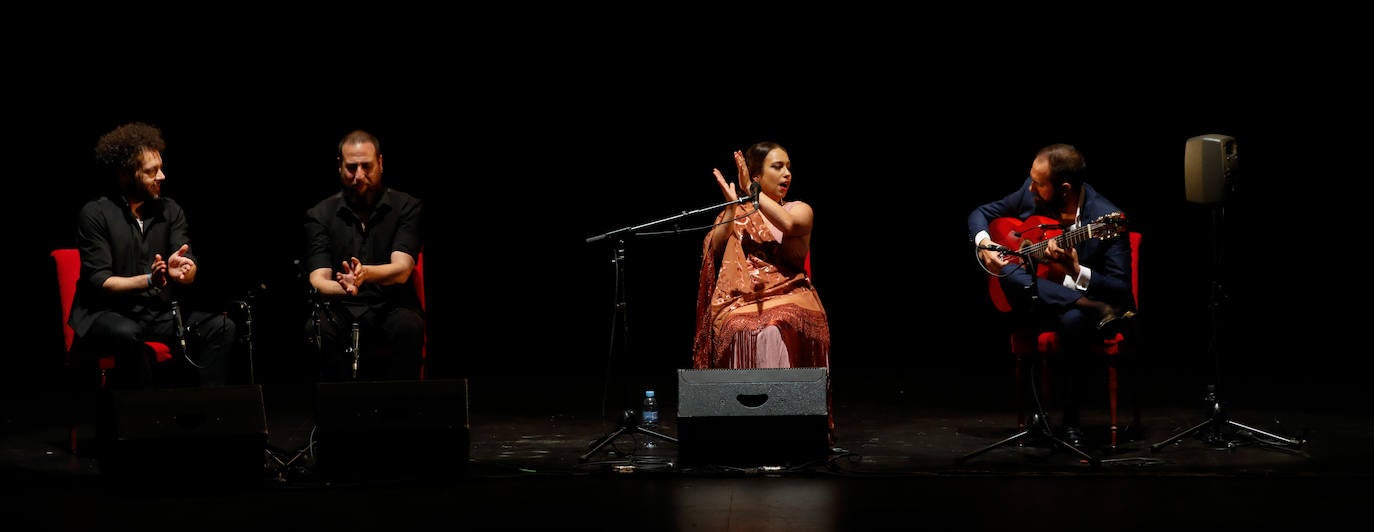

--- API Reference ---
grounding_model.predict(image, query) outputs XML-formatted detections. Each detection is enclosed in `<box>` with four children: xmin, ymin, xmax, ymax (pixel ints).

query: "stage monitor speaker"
<box><xmin>97</xmin><ymin>385</ymin><xmax>268</xmax><ymax>487</ymax></box>
<box><xmin>676</xmin><ymin>368</ymin><xmax>829</xmax><ymax>467</ymax></box>
<box><xmin>1185</xmin><ymin>133</ymin><xmax>1238</xmax><ymax>204</ymax></box>
<box><xmin>314</xmin><ymin>379</ymin><xmax>470</xmax><ymax>480</ymax></box>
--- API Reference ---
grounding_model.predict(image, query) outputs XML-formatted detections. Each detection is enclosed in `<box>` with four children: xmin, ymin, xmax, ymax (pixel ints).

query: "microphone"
<box><xmin>978</xmin><ymin>244</ymin><xmax>1012</xmax><ymax>253</ymax></box>
<box><xmin>726</xmin><ymin>181</ymin><xmax>762</xmax><ymax>206</ymax></box>
<box><xmin>737</xmin><ymin>181</ymin><xmax>761</xmax><ymax>206</ymax></box>
<box><xmin>1011</xmin><ymin>223</ymin><xmax>1065</xmax><ymax>238</ymax></box>
<box><xmin>170</xmin><ymin>299</ymin><xmax>190</xmax><ymax>357</ymax></box>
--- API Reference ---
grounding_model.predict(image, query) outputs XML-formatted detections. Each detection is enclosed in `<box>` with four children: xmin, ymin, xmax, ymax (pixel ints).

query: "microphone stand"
<box><xmin>584</xmin><ymin>196</ymin><xmax>753</xmax><ymax>244</ymax></box>
<box><xmin>957</xmin><ymin>246</ymin><xmax>1100</xmax><ymax>467</ymax></box>
<box><xmin>230</xmin><ymin>284</ymin><xmax>262</xmax><ymax>385</ymax></box>
<box><xmin>579</xmin><ymin>196</ymin><xmax>754</xmax><ymax>463</ymax></box>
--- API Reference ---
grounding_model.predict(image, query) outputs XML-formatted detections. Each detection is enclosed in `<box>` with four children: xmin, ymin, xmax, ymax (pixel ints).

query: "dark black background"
<box><xmin>7</xmin><ymin>23</ymin><xmax>1365</xmax><ymax>420</ymax></box>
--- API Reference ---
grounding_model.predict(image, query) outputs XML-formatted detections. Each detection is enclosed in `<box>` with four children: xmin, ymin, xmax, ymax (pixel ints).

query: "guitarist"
<box><xmin>967</xmin><ymin>143</ymin><xmax>1135</xmax><ymax>446</ymax></box>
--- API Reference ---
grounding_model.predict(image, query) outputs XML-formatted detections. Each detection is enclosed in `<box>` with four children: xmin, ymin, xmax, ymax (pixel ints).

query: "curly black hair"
<box><xmin>94</xmin><ymin>122</ymin><xmax>166</xmax><ymax>176</ymax></box>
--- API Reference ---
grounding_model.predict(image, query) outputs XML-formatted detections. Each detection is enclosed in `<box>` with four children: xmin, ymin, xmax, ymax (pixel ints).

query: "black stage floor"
<box><xmin>2</xmin><ymin>371</ymin><xmax>1370</xmax><ymax>531</ymax></box>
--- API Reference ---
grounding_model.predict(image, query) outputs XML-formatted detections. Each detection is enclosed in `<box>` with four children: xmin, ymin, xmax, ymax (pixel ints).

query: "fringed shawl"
<box><xmin>691</xmin><ymin>203</ymin><xmax>829</xmax><ymax>369</ymax></box>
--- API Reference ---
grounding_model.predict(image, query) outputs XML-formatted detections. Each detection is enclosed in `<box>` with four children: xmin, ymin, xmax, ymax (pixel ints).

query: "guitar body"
<box><xmin>988</xmin><ymin>214</ymin><xmax>1064</xmax><ymax>278</ymax></box>
<box><xmin>983</xmin><ymin>212</ymin><xmax>1127</xmax><ymax>313</ymax></box>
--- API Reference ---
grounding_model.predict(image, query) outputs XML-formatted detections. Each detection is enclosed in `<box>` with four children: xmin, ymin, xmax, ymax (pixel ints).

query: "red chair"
<box><xmin>52</xmin><ymin>248</ymin><xmax>174</xmax><ymax>454</ymax></box>
<box><xmin>414</xmin><ymin>252</ymin><xmax>428</xmax><ymax>380</ymax></box>
<box><xmin>988</xmin><ymin>232</ymin><xmax>1142</xmax><ymax>452</ymax></box>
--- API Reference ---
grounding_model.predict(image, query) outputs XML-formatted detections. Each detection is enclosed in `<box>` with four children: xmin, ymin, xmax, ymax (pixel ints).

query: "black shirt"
<box><xmin>304</xmin><ymin>187</ymin><xmax>423</xmax><ymax>315</ymax></box>
<box><xmin>69</xmin><ymin>195</ymin><xmax>193</xmax><ymax>338</ymax></box>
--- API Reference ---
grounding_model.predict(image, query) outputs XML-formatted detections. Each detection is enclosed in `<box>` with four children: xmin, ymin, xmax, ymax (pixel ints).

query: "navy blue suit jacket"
<box><xmin>968</xmin><ymin>178</ymin><xmax>1133</xmax><ymax>310</ymax></box>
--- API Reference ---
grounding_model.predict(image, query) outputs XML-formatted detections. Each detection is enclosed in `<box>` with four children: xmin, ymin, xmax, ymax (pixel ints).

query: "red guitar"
<box><xmin>988</xmin><ymin>212</ymin><xmax>1128</xmax><ymax>278</ymax></box>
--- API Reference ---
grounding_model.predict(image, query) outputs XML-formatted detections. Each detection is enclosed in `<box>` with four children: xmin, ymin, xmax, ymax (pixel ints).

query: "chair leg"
<box><xmin>67</xmin><ymin>366</ymin><xmax>113</xmax><ymax>455</ymax></box>
<box><xmin>1014</xmin><ymin>353</ymin><xmax>1025</xmax><ymax>430</ymax></box>
<box><xmin>1105</xmin><ymin>344</ymin><xmax>1142</xmax><ymax>454</ymax></box>
<box><xmin>1108</xmin><ymin>365</ymin><xmax>1120</xmax><ymax>453</ymax></box>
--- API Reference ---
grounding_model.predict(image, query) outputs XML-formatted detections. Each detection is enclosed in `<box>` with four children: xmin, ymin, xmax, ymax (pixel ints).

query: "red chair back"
<box><xmin>415</xmin><ymin>252</ymin><xmax>428</xmax><ymax>379</ymax></box>
<box><xmin>414</xmin><ymin>251</ymin><xmax>425</xmax><ymax>311</ymax></box>
<box><xmin>52</xmin><ymin>249</ymin><xmax>80</xmax><ymax>354</ymax></box>
<box><xmin>1129</xmin><ymin>232</ymin><xmax>1140</xmax><ymax>308</ymax></box>
<box><xmin>51</xmin><ymin>248</ymin><xmax>173</xmax><ymax>367</ymax></box>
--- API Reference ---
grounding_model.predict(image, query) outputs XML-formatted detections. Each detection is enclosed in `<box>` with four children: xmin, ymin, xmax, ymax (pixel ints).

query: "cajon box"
<box><xmin>676</xmin><ymin>368</ymin><xmax>829</xmax><ymax>467</ymax></box>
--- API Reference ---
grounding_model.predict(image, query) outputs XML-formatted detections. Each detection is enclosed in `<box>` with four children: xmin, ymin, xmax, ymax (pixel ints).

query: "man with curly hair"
<box><xmin>69</xmin><ymin>122</ymin><xmax>235</xmax><ymax>388</ymax></box>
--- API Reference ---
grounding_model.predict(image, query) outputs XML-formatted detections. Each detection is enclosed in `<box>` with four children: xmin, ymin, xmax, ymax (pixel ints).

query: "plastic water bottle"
<box><xmin>641</xmin><ymin>389</ymin><xmax>659</xmax><ymax>428</ymax></box>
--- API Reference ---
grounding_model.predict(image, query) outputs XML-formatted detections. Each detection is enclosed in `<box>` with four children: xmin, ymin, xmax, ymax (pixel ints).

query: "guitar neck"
<box><xmin>1022</xmin><ymin>223</ymin><xmax>1101</xmax><ymax>260</ymax></box>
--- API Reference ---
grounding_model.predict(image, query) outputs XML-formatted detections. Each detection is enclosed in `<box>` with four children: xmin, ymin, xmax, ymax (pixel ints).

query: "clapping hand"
<box><xmin>712</xmin><ymin>150</ymin><xmax>751</xmax><ymax>203</ymax></box>
<box><xmin>335</xmin><ymin>257</ymin><xmax>366</xmax><ymax>296</ymax></box>
<box><xmin>166</xmin><ymin>244</ymin><xmax>194</xmax><ymax>282</ymax></box>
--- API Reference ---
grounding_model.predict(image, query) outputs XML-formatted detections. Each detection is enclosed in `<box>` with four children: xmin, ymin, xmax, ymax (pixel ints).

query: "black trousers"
<box><xmin>308</xmin><ymin>303</ymin><xmax>424</xmax><ymax>382</ymax></box>
<box><xmin>81</xmin><ymin>307</ymin><xmax>236</xmax><ymax>388</ymax></box>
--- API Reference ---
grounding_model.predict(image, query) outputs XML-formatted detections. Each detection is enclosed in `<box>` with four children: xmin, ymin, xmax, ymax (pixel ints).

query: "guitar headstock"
<box><xmin>1090</xmin><ymin>212</ymin><xmax>1129</xmax><ymax>239</ymax></box>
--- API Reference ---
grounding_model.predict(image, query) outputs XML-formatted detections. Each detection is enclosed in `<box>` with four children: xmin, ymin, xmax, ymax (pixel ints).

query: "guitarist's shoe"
<box><xmin>1096</xmin><ymin>305</ymin><xmax>1136</xmax><ymax>332</ymax></box>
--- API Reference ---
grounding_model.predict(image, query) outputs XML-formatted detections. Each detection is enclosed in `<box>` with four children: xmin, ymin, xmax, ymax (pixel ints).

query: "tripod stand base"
<box><xmin>579</xmin><ymin>411</ymin><xmax>678</xmax><ymax>463</ymax></box>
<box><xmin>1150</xmin><ymin>389</ymin><xmax>1305</xmax><ymax>452</ymax></box>
<box><xmin>1150</xmin><ymin>414</ymin><xmax>1304</xmax><ymax>452</ymax></box>
<box><xmin>956</xmin><ymin>413</ymin><xmax>1100</xmax><ymax>467</ymax></box>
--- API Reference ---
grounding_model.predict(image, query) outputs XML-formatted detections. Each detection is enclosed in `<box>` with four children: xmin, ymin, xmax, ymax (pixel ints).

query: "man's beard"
<box><xmin>344</xmin><ymin>182</ymin><xmax>380</xmax><ymax>211</ymax></box>
<box><xmin>124</xmin><ymin>181</ymin><xmax>157</xmax><ymax>202</ymax></box>
<box><xmin>1034</xmin><ymin>193</ymin><xmax>1066</xmax><ymax>216</ymax></box>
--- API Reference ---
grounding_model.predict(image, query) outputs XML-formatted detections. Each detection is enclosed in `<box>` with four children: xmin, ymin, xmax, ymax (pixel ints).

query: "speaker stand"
<box><xmin>579</xmin><ymin>409</ymin><xmax>677</xmax><ymax>463</ymax></box>
<box><xmin>266</xmin><ymin>443</ymin><xmax>313</xmax><ymax>482</ymax></box>
<box><xmin>1150</xmin><ymin>203</ymin><xmax>1304</xmax><ymax>454</ymax></box>
<box><xmin>1150</xmin><ymin>384</ymin><xmax>1304</xmax><ymax>452</ymax></box>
